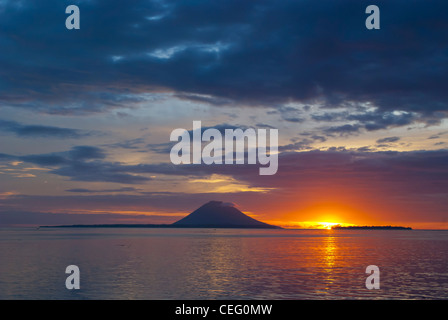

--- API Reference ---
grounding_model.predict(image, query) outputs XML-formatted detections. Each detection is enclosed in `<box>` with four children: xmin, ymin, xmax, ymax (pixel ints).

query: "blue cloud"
<box><xmin>0</xmin><ymin>119</ymin><xmax>90</xmax><ymax>138</ymax></box>
<box><xmin>0</xmin><ymin>0</ymin><xmax>446</xmax><ymax>122</ymax></box>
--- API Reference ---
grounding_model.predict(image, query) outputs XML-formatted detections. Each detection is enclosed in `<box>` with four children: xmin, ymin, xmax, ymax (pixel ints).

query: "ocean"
<box><xmin>0</xmin><ymin>228</ymin><xmax>447</xmax><ymax>300</ymax></box>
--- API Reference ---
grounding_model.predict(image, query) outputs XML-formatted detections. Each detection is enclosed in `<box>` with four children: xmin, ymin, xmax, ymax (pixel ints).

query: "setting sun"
<box><xmin>280</xmin><ymin>221</ymin><xmax>356</xmax><ymax>229</ymax></box>
<box><xmin>319</xmin><ymin>222</ymin><xmax>341</xmax><ymax>230</ymax></box>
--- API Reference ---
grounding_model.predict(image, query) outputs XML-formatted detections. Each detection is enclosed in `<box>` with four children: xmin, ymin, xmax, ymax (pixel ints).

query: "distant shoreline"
<box><xmin>38</xmin><ymin>224</ymin><xmax>414</xmax><ymax>230</ymax></box>
<box><xmin>39</xmin><ymin>224</ymin><xmax>282</xmax><ymax>229</ymax></box>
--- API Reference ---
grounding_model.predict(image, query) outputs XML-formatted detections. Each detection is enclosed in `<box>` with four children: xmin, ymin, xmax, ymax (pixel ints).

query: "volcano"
<box><xmin>172</xmin><ymin>201</ymin><xmax>280</xmax><ymax>229</ymax></box>
<box><xmin>41</xmin><ymin>201</ymin><xmax>281</xmax><ymax>229</ymax></box>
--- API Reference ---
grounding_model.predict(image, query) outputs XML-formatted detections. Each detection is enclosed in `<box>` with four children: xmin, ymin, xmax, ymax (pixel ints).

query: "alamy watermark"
<box><xmin>170</xmin><ymin>121</ymin><xmax>278</xmax><ymax>175</ymax></box>
<box><xmin>65</xmin><ymin>5</ymin><xmax>379</xmax><ymax>30</ymax></box>
<box><xmin>65</xmin><ymin>265</ymin><xmax>80</xmax><ymax>290</ymax></box>
<box><xmin>365</xmin><ymin>265</ymin><xmax>380</xmax><ymax>289</ymax></box>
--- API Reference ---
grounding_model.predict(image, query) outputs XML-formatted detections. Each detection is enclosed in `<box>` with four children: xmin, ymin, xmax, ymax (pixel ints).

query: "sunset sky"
<box><xmin>1</xmin><ymin>0</ymin><xmax>447</xmax><ymax>229</ymax></box>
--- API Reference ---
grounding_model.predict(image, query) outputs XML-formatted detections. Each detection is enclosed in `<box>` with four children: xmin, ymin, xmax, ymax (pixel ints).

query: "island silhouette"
<box><xmin>172</xmin><ymin>201</ymin><xmax>279</xmax><ymax>228</ymax></box>
<box><xmin>40</xmin><ymin>201</ymin><xmax>412</xmax><ymax>230</ymax></box>
<box><xmin>41</xmin><ymin>201</ymin><xmax>281</xmax><ymax>229</ymax></box>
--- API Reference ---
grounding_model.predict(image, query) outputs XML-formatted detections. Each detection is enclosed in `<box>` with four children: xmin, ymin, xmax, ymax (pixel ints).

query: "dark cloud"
<box><xmin>0</xmin><ymin>119</ymin><xmax>90</xmax><ymax>138</ymax></box>
<box><xmin>67</xmin><ymin>146</ymin><xmax>106</xmax><ymax>160</ymax></box>
<box><xmin>50</xmin><ymin>161</ymin><xmax>152</xmax><ymax>184</ymax></box>
<box><xmin>275</xmin><ymin>106</ymin><xmax>304</xmax><ymax>123</ymax></box>
<box><xmin>311</xmin><ymin>112</ymin><xmax>348</xmax><ymax>122</ymax></box>
<box><xmin>255</xmin><ymin>123</ymin><xmax>276</xmax><ymax>129</ymax></box>
<box><xmin>356</xmin><ymin>146</ymin><xmax>372</xmax><ymax>152</ymax></box>
<box><xmin>15</xmin><ymin>146</ymin><xmax>105</xmax><ymax>167</ymax></box>
<box><xmin>0</xmin><ymin>153</ymin><xmax>15</xmax><ymax>161</ymax></box>
<box><xmin>66</xmin><ymin>187</ymin><xmax>141</xmax><ymax>193</ymax></box>
<box><xmin>278</xmin><ymin>139</ymin><xmax>314</xmax><ymax>152</ymax></box>
<box><xmin>347</xmin><ymin>111</ymin><xmax>416</xmax><ymax>131</ymax></box>
<box><xmin>428</xmin><ymin>131</ymin><xmax>448</xmax><ymax>140</ymax></box>
<box><xmin>1</xmin><ymin>146</ymin><xmax>151</xmax><ymax>184</ymax></box>
<box><xmin>320</xmin><ymin>109</ymin><xmax>424</xmax><ymax>136</ymax></box>
<box><xmin>283</xmin><ymin>117</ymin><xmax>304</xmax><ymax>123</ymax></box>
<box><xmin>20</xmin><ymin>154</ymin><xmax>67</xmax><ymax>166</ymax></box>
<box><xmin>376</xmin><ymin>136</ymin><xmax>400</xmax><ymax>144</ymax></box>
<box><xmin>310</xmin><ymin>135</ymin><xmax>327</xmax><ymax>143</ymax></box>
<box><xmin>1</xmin><ymin>0</ymin><xmax>445</xmax><ymax>122</ymax></box>
<box><xmin>173</xmin><ymin>93</ymin><xmax>235</xmax><ymax>106</ymax></box>
<box><xmin>324</xmin><ymin>124</ymin><xmax>362</xmax><ymax>136</ymax></box>
<box><xmin>146</xmin><ymin>141</ymin><xmax>174</xmax><ymax>154</ymax></box>
<box><xmin>104</xmin><ymin>138</ymin><xmax>146</xmax><ymax>150</ymax></box>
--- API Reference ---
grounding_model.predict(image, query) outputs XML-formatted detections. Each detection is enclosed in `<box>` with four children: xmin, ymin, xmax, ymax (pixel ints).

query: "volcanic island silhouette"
<box><xmin>42</xmin><ymin>201</ymin><xmax>281</xmax><ymax>229</ymax></box>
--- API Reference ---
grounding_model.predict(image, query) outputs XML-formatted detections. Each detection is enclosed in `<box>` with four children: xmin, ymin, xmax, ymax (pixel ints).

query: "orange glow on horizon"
<box><xmin>265</xmin><ymin>219</ymin><xmax>356</xmax><ymax>229</ymax></box>
<box><xmin>319</xmin><ymin>222</ymin><xmax>342</xmax><ymax>230</ymax></box>
<box><xmin>270</xmin><ymin>201</ymin><xmax>381</xmax><ymax>229</ymax></box>
<box><xmin>289</xmin><ymin>221</ymin><xmax>356</xmax><ymax>229</ymax></box>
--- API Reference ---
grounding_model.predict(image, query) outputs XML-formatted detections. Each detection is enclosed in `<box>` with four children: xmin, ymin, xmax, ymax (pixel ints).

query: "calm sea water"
<box><xmin>0</xmin><ymin>228</ymin><xmax>447</xmax><ymax>300</ymax></box>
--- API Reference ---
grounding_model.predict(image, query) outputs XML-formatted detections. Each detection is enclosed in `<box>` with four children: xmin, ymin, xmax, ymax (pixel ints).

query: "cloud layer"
<box><xmin>1</xmin><ymin>0</ymin><xmax>447</xmax><ymax>119</ymax></box>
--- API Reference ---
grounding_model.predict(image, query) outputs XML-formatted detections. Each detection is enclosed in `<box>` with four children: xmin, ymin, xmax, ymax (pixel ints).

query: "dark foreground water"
<box><xmin>0</xmin><ymin>228</ymin><xmax>447</xmax><ymax>300</ymax></box>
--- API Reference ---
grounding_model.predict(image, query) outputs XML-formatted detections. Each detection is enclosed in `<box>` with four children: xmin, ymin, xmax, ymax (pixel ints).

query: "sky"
<box><xmin>0</xmin><ymin>0</ymin><xmax>447</xmax><ymax>229</ymax></box>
